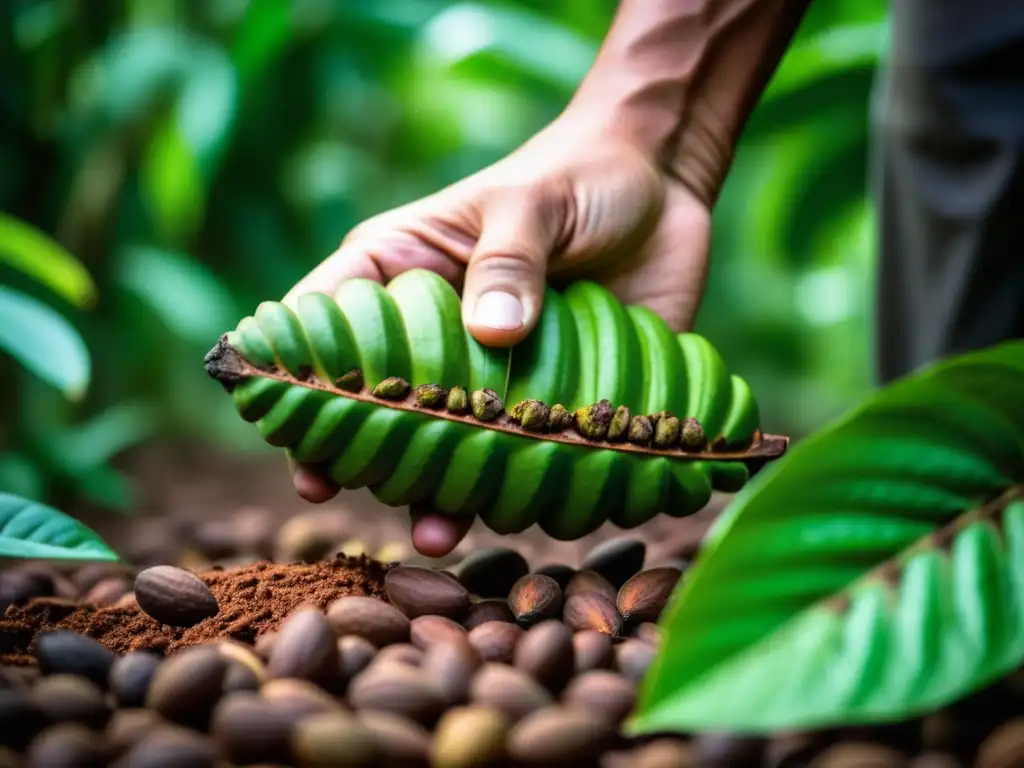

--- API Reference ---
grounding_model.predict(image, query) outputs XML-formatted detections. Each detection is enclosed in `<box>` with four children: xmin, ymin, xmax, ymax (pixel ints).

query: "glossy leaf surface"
<box><xmin>632</xmin><ymin>341</ymin><xmax>1024</xmax><ymax>733</ymax></box>
<box><xmin>0</xmin><ymin>492</ymin><xmax>118</xmax><ymax>561</ymax></box>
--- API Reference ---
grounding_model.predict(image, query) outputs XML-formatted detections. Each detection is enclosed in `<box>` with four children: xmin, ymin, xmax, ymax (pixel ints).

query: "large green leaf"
<box><xmin>0</xmin><ymin>492</ymin><xmax>118</xmax><ymax>561</ymax></box>
<box><xmin>0</xmin><ymin>286</ymin><xmax>91</xmax><ymax>400</ymax></box>
<box><xmin>630</xmin><ymin>340</ymin><xmax>1024</xmax><ymax>734</ymax></box>
<box><xmin>0</xmin><ymin>213</ymin><xmax>96</xmax><ymax>308</ymax></box>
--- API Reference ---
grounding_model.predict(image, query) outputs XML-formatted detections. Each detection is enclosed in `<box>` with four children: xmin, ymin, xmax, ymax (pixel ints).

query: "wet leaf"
<box><xmin>0</xmin><ymin>492</ymin><xmax>118</xmax><ymax>561</ymax></box>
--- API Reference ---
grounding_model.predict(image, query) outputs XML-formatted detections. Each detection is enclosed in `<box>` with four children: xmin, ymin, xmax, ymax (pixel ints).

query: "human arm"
<box><xmin>286</xmin><ymin>0</ymin><xmax>814</xmax><ymax>556</ymax></box>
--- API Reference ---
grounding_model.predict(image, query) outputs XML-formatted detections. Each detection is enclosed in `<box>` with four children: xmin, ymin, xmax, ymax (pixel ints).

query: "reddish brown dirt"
<box><xmin>0</xmin><ymin>555</ymin><xmax>389</xmax><ymax>663</ymax></box>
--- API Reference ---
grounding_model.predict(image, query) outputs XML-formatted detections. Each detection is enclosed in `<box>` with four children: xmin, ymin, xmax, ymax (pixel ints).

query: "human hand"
<box><xmin>282</xmin><ymin>116</ymin><xmax>712</xmax><ymax>557</ymax></box>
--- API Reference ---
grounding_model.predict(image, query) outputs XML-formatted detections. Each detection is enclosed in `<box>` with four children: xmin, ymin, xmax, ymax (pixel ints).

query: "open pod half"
<box><xmin>205</xmin><ymin>270</ymin><xmax>788</xmax><ymax>540</ymax></box>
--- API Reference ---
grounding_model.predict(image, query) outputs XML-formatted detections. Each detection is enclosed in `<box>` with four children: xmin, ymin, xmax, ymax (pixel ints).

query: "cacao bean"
<box><xmin>563</xmin><ymin>593</ymin><xmax>623</xmax><ymax>637</ymax></box>
<box><xmin>452</xmin><ymin>547</ymin><xmax>529</xmax><ymax>598</ymax></box>
<box><xmin>463</xmin><ymin>598</ymin><xmax>516</xmax><ymax>629</ymax></box>
<box><xmin>25</xmin><ymin>723</ymin><xmax>105</xmax><ymax>768</ymax></box>
<box><xmin>121</xmin><ymin>725</ymin><xmax>217</xmax><ymax>768</ymax></box>
<box><xmin>30</xmin><ymin>675</ymin><xmax>110</xmax><ymax>730</ymax></box>
<box><xmin>974</xmin><ymin>718</ymin><xmax>1024</xmax><ymax>768</ymax></box>
<box><xmin>470</xmin><ymin>663</ymin><xmax>552</xmax><ymax>723</ymax></box>
<box><xmin>508</xmin><ymin>573</ymin><xmax>562</xmax><ymax>626</ymax></box>
<box><xmin>564</xmin><ymin>570</ymin><xmax>617</xmax><ymax>603</ymax></box>
<box><xmin>507</xmin><ymin>706</ymin><xmax>616</xmax><ymax>765</ymax></box>
<box><xmin>357</xmin><ymin>711</ymin><xmax>432</xmax><ymax>767</ymax></box>
<box><xmin>260</xmin><ymin>678</ymin><xmax>344</xmax><ymax>719</ymax></box>
<box><xmin>467</xmin><ymin>620</ymin><xmax>523</xmax><ymax>664</ymax></box>
<box><xmin>421</xmin><ymin>640</ymin><xmax>482</xmax><ymax>707</ymax></box>
<box><xmin>211</xmin><ymin>691</ymin><xmax>295</xmax><ymax>765</ymax></box>
<box><xmin>532</xmin><ymin>564</ymin><xmax>575</xmax><ymax>590</ymax></box>
<box><xmin>145</xmin><ymin>646</ymin><xmax>227</xmax><ymax>729</ymax></box>
<box><xmin>431</xmin><ymin>706</ymin><xmax>510</xmax><ymax>768</ymax></box>
<box><xmin>109</xmin><ymin>652</ymin><xmax>163</xmax><ymax>708</ymax></box>
<box><xmin>572</xmin><ymin>630</ymin><xmax>614</xmax><ymax>673</ymax></box>
<box><xmin>385</xmin><ymin>567</ymin><xmax>471</xmax><ymax>620</ymax></box>
<box><xmin>133</xmin><ymin>566</ymin><xmax>219</xmax><ymax>628</ymax></box>
<box><xmin>291</xmin><ymin>712</ymin><xmax>380</xmax><ymax>767</ymax></box>
<box><xmin>105</xmin><ymin>709</ymin><xmax>161</xmax><ymax>757</ymax></box>
<box><xmin>347</xmin><ymin>663</ymin><xmax>446</xmax><ymax>726</ymax></box>
<box><xmin>809</xmin><ymin>742</ymin><xmax>910</xmax><ymax>768</ymax></box>
<box><xmin>338</xmin><ymin>635</ymin><xmax>377</xmax><ymax>682</ymax></box>
<box><xmin>513</xmin><ymin>619</ymin><xmax>574</xmax><ymax>693</ymax></box>
<box><xmin>616</xmin><ymin>567</ymin><xmax>681</xmax><ymax>625</ymax></box>
<box><xmin>267</xmin><ymin>606</ymin><xmax>339</xmax><ymax>688</ymax></box>
<box><xmin>409</xmin><ymin>614</ymin><xmax>467</xmax><ymax>650</ymax></box>
<box><xmin>34</xmin><ymin>630</ymin><xmax>114</xmax><ymax>689</ymax></box>
<box><xmin>615</xmin><ymin>638</ymin><xmax>658</xmax><ymax>683</ymax></box>
<box><xmin>562</xmin><ymin>670</ymin><xmax>636</xmax><ymax>725</ymax></box>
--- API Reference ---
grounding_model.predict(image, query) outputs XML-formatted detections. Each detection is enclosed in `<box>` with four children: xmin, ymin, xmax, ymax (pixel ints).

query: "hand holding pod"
<box><xmin>205</xmin><ymin>270</ymin><xmax>787</xmax><ymax>540</ymax></box>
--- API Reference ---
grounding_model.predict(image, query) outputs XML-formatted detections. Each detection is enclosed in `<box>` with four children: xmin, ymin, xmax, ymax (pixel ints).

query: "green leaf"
<box><xmin>0</xmin><ymin>213</ymin><xmax>96</xmax><ymax>308</ymax></box>
<box><xmin>631</xmin><ymin>341</ymin><xmax>1024</xmax><ymax>734</ymax></box>
<box><xmin>0</xmin><ymin>286</ymin><xmax>91</xmax><ymax>400</ymax></box>
<box><xmin>0</xmin><ymin>492</ymin><xmax>119</xmax><ymax>561</ymax></box>
<box><xmin>140</xmin><ymin>116</ymin><xmax>206</xmax><ymax>244</ymax></box>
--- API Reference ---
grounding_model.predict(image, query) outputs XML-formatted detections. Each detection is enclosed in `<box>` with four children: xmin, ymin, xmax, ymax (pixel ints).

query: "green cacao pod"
<box><xmin>205</xmin><ymin>270</ymin><xmax>787</xmax><ymax>540</ymax></box>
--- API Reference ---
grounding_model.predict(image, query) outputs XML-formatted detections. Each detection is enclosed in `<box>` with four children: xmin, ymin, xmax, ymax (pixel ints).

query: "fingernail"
<box><xmin>472</xmin><ymin>291</ymin><xmax>523</xmax><ymax>331</ymax></box>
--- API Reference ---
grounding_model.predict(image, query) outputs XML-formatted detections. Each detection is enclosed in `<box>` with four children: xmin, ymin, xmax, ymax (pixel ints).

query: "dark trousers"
<box><xmin>872</xmin><ymin>0</ymin><xmax>1024</xmax><ymax>384</ymax></box>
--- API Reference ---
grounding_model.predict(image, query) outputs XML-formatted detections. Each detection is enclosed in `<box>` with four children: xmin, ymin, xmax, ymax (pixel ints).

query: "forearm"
<box><xmin>568</xmin><ymin>0</ymin><xmax>813</xmax><ymax>204</ymax></box>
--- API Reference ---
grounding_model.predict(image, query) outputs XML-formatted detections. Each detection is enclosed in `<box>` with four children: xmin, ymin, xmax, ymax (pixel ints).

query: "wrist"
<box><xmin>565</xmin><ymin>0</ymin><xmax>813</xmax><ymax>207</ymax></box>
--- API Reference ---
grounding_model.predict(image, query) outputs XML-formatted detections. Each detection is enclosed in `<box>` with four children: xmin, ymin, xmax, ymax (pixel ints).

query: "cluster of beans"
<box><xmin>3</xmin><ymin>535</ymin><xmax>1024</xmax><ymax>767</ymax></box>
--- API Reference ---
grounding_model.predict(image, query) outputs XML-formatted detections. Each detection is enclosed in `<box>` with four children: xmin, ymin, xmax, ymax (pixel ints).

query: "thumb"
<box><xmin>462</xmin><ymin>186</ymin><xmax>566</xmax><ymax>347</ymax></box>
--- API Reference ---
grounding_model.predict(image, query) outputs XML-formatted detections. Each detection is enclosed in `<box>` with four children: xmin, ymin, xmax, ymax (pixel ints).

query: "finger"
<box><xmin>408</xmin><ymin>505</ymin><xmax>474</xmax><ymax>558</ymax></box>
<box><xmin>461</xmin><ymin>186</ymin><xmax>567</xmax><ymax>347</ymax></box>
<box><xmin>282</xmin><ymin>231</ymin><xmax>464</xmax><ymax>311</ymax></box>
<box><xmin>291</xmin><ymin>462</ymin><xmax>340</xmax><ymax>504</ymax></box>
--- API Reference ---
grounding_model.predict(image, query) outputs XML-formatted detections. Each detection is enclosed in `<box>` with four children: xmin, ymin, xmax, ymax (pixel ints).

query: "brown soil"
<box><xmin>0</xmin><ymin>555</ymin><xmax>389</xmax><ymax>664</ymax></box>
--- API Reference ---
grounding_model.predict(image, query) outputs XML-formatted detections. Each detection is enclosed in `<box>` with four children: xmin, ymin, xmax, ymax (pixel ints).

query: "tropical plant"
<box><xmin>631</xmin><ymin>339</ymin><xmax>1024</xmax><ymax>733</ymax></box>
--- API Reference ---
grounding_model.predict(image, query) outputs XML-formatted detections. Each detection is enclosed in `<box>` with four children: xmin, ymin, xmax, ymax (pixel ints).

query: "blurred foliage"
<box><xmin>0</xmin><ymin>0</ymin><xmax>887</xmax><ymax>513</ymax></box>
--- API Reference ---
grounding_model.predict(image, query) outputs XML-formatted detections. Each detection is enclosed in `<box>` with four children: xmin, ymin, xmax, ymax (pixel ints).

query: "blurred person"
<box><xmin>282</xmin><ymin>0</ymin><xmax>1024</xmax><ymax>556</ymax></box>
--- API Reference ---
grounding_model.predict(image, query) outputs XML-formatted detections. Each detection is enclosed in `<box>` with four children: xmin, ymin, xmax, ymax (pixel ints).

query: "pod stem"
<box><xmin>205</xmin><ymin>336</ymin><xmax>790</xmax><ymax>464</ymax></box>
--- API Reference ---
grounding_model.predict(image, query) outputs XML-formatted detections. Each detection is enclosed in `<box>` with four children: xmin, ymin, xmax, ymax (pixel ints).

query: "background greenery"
<box><xmin>0</xmin><ymin>0</ymin><xmax>887</xmax><ymax>514</ymax></box>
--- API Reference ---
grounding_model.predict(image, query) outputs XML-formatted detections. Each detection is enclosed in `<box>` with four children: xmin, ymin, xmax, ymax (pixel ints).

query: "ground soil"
<box><xmin>0</xmin><ymin>555</ymin><xmax>389</xmax><ymax>663</ymax></box>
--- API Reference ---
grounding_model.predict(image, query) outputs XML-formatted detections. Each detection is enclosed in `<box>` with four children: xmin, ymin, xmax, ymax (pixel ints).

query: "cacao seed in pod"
<box><xmin>409</xmin><ymin>615</ymin><xmax>467</xmax><ymax>650</ymax></box>
<box><xmin>513</xmin><ymin>620</ymin><xmax>574</xmax><ymax>693</ymax></box>
<box><xmin>469</xmin><ymin>663</ymin><xmax>553</xmax><ymax>724</ymax></box>
<box><xmin>564</xmin><ymin>570</ymin><xmax>617</xmax><ymax>603</ymax></box>
<box><xmin>385</xmin><ymin>567</ymin><xmax>471</xmax><ymax>620</ymax></box>
<box><xmin>452</xmin><ymin>547</ymin><xmax>529</xmax><ymax>599</ymax></box>
<box><xmin>145</xmin><ymin>646</ymin><xmax>227</xmax><ymax>730</ymax></box>
<box><xmin>563</xmin><ymin>593</ymin><xmax>623</xmax><ymax>637</ymax></box>
<box><xmin>616</xmin><ymin>567</ymin><xmax>682</xmax><ymax>625</ymax></box>
<box><xmin>34</xmin><ymin>630</ymin><xmax>115</xmax><ymax>689</ymax></box>
<box><xmin>347</xmin><ymin>663</ymin><xmax>446</xmax><ymax>726</ymax></box>
<box><xmin>507</xmin><ymin>706</ymin><xmax>616</xmax><ymax>766</ymax></box>
<box><xmin>109</xmin><ymin>652</ymin><xmax>163</xmax><ymax>708</ymax></box>
<box><xmin>133</xmin><ymin>565</ymin><xmax>219</xmax><ymax>628</ymax></box>
<box><xmin>572</xmin><ymin>630</ymin><xmax>614</xmax><ymax>673</ymax></box>
<box><xmin>431</xmin><ymin>706</ymin><xmax>510</xmax><ymax>768</ymax></box>
<box><xmin>326</xmin><ymin>596</ymin><xmax>410</xmax><ymax>647</ymax></box>
<box><xmin>468</xmin><ymin>621</ymin><xmax>523</xmax><ymax>664</ymax></box>
<box><xmin>508</xmin><ymin>574</ymin><xmax>562</xmax><ymax>626</ymax></box>
<box><xmin>974</xmin><ymin>718</ymin><xmax>1024</xmax><ymax>768</ymax></box>
<box><xmin>267</xmin><ymin>606</ymin><xmax>339</xmax><ymax>688</ymax></box>
<box><xmin>562</xmin><ymin>670</ymin><xmax>636</xmax><ymax>726</ymax></box>
<box><xmin>580</xmin><ymin>538</ymin><xmax>646</xmax><ymax>589</ymax></box>
<box><xmin>421</xmin><ymin>640</ymin><xmax>482</xmax><ymax>708</ymax></box>
<box><xmin>463</xmin><ymin>598</ymin><xmax>516</xmax><ymax>630</ymax></box>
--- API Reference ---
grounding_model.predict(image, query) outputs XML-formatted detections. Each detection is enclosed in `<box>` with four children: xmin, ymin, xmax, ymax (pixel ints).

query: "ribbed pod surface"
<box><xmin>220</xmin><ymin>270</ymin><xmax>762</xmax><ymax>539</ymax></box>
